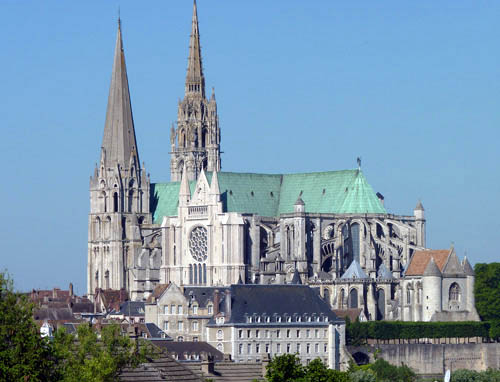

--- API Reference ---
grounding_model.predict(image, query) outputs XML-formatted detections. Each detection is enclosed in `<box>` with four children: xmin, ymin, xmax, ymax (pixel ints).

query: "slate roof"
<box><xmin>33</xmin><ymin>307</ymin><xmax>74</xmax><ymax>321</ymax></box>
<box><xmin>423</xmin><ymin>258</ymin><xmax>442</xmax><ymax>277</ymax></box>
<box><xmin>291</xmin><ymin>269</ymin><xmax>302</xmax><ymax>284</ymax></box>
<box><xmin>113</xmin><ymin>301</ymin><xmax>145</xmax><ymax>316</ymax></box>
<box><xmin>150</xmin><ymin>340</ymin><xmax>224</xmax><ymax>361</ymax></box>
<box><xmin>146</xmin><ymin>323</ymin><xmax>172</xmax><ymax>340</ymax></box>
<box><xmin>214</xmin><ymin>284</ymin><xmax>341</xmax><ymax>325</ymax></box>
<box><xmin>405</xmin><ymin>249</ymin><xmax>451</xmax><ymax>276</ymax></box>
<box><xmin>376</xmin><ymin>263</ymin><xmax>393</xmax><ymax>280</ymax></box>
<box><xmin>462</xmin><ymin>257</ymin><xmax>475</xmax><ymax>276</ymax></box>
<box><xmin>442</xmin><ymin>250</ymin><xmax>465</xmax><ymax>276</ymax></box>
<box><xmin>151</xmin><ymin>169</ymin><xmax>386</xmax><ymax>223</ymax></box>
<box><xmin>340</xmin><ymin>260</ymin><xmax>369</xmax><ymax>280</ymax></box>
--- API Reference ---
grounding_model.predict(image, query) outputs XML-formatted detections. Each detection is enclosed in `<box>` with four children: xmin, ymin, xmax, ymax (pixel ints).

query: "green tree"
<box><xmin>345</xmin><ymin>317</ymin><xmax>367</xmax><ymax>346</ymax></box>
<box><xmin>370</xmin><ymin>358</ymin><xmax>416</xmax><ymax>382</ymax></box>
<box><xmin>265</xmin><ymin>353</ymin><xmax>305</xmax><ymax>382</ymax></box>
<box><xmin>301</xmin><ymin>358</ymin><xmax>349</xmax><ymax>382</ymax></box>
<box><xmin>53</xmin><ymin>323</ymin><xmax>153</xmax><ymax>382</ymax></box>
<box><xmin>0</xmin><ymin>272</ymin><xmax>58</xmax><ymax>382</ymax></box>
<box><xmin>478</xmin><ymin>368</ymin><xmax>500</xmax><ymax>382</ymax></box>
<box><xmin>451</xmin><ymin>369</ymin><xmax>481</xmax><ymax>382</ymax></box>
<box><xmin>349</xmin><ymin>369</ymin><xmax>376</xmax><ymax>382</ymax></box>
<box><xmin>474</xmin><ymin>263</ymin><xmax>500</xmax><ymax>321</ymax></box>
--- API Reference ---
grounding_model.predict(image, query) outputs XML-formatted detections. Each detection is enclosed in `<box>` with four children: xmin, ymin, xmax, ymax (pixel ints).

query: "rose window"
<box><xmin>189</xmin><ymin>226</ymin><xmax>208</xmax><ymax>261</ymax></box>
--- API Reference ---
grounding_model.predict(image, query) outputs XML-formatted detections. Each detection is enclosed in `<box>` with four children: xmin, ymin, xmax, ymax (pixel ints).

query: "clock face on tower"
<box><xmin>189</xmin><ymin>226</ymin><xmax>208</xmax><ymax>262</ymax></box>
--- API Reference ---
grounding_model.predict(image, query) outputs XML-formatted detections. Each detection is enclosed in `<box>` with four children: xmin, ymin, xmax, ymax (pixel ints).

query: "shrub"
<box><xmin>349</xmin><ymin>369</ymin><xmax>376</xmax><ymax>382</ymax></box>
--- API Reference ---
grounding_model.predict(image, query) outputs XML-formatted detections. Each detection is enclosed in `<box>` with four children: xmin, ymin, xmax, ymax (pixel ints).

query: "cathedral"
<box><xmin>88</xmin><ymin>2</ymin><xmax>478</xmax><ymax>322</ymax></box>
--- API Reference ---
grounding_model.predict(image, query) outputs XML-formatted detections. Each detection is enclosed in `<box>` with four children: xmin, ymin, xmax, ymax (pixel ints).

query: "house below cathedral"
<box><xmin>87</xmin><ymin>1</ymin><xmax>478</xmax><ymax>323</ymax></box>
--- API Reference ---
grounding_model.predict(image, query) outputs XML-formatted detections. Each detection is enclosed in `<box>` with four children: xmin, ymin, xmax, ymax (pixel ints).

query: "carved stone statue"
<box><xmin>170</xmin><ymin>124</ymin><xmax>176</xmax><ymax>145</ymax></box>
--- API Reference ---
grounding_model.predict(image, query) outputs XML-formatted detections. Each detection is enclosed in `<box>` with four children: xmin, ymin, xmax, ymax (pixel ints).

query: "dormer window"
<box><xmin>193</xmin><ymin>305</ymin><xmax>198</xmax><ymax>315</ymax></box>
<box><xmin>216</xmin><ymin>316</ymin><xmax>225</xmax><ymax>325</ymax></box>
<box><xmin>277</xmin><ymin>316</ymin><xmax>281</xmax><ymax>323</ymax></box>
<box><xmin>286</xmin><ymin>316</ymin><xmax>292</xmax><ymax>323</ymax></box>
<box><xmin>207</xmin><ymin>304</ymin><xmax>213</xmax><ymax>315</ymax></box>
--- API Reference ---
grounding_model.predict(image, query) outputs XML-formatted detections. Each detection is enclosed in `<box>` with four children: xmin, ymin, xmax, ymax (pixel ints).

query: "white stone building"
<box><xmin>204</xmin><ymin>283</ymin><xmax>347</xmax><ymax>368</ymax></box>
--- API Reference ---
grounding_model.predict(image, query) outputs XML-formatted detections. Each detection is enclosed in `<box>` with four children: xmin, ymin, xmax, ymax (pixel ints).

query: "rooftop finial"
<box><xmin>118</xmin><ymin>6</ymin><xmax>121</xmax><ymax>28</ymax></box>
<box><xmin>357</xmin><ymin>157</ymin><xmax>361</xmax><ymax>170</ymax></box>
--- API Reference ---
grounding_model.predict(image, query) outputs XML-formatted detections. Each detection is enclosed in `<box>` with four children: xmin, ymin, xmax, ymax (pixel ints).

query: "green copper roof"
<box><xmin>151</xmin><ymin>169</ymin><xmax>386</xmax><ymax>223</ymax></box>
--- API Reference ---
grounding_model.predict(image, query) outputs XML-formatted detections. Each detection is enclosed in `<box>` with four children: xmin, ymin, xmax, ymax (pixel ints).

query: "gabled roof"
<box><xmin>184</xmin><ymin>286</ymin><xmax>228</xmax><ymax>308</ymax></box>
<box><xmin>113</xmin><ymin>301</ymin><xmax>145</xmax><ymax>316</ymax></box>
<box><xmin>147</xmin><ymin>284</ymin><xmax>170</xmax><ymax>303</ymax></box>
<box><xmin>341</xmin><ymin>260</ymin><xmax>369</xmax><ymax>280</ymax></box>
<box><xmin>405</xmin><ymin>249</ymin><xmax>450</xmax><ymax>276</ymax></box>
<box><xmin>442</xmin><ymin>249</ymin><xmax>465</xmax><ymax>276</ymax></box>
<box><xmin>96</xmin><ymin>289</ymin><xmax>129</xmax><ymax>312</ymax></box>
<box><xmin>151</xmin><ymin>169</ymin><xmax>386</xmax><ymax>223</ymax></box>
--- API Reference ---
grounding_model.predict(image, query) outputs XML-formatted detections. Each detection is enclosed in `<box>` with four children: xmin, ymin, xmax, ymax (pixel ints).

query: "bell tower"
<box><xmin>88</xmin><ymin>19</ymin><xmax>151</xmax><ymax>297</ymax></box>
<box><xmin>170</xmin><ymin>0</ymin><xmax>221</xmax><ymax>182</ymax></box>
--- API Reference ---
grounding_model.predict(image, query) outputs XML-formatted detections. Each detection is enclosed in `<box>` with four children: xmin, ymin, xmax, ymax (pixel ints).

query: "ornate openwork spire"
<box><xmin>185</xmin><ymin>0</ymin><xmax>205</xmax><ymax>97</ymax></box>
<box><xmin>101</xmin><ymin>19</ymin><xmax>139</xmax><ymax>168</ymax></box>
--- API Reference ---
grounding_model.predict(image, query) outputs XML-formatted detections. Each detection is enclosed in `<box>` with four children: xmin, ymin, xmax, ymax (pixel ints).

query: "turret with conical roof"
<box><xmin>170</xmin><ymin>0</ymin><xmax>221</xmax><ymax>182</ymax></box>
<box><xmin>88</xmin><ymin>19</ymin><xmax>151</xmax><ymax>299</ymax></box>
<box><xmin>422</xmin><ymin>257</ymin><xmax>442</xmax><ymax>320</ymax></box>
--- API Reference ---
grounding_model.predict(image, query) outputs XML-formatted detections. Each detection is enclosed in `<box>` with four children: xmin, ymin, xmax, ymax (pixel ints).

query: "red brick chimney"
<box><xmin>213</xmin><ymin>290</ymin><xmax>220</xmax><ymax>315</ymax></box>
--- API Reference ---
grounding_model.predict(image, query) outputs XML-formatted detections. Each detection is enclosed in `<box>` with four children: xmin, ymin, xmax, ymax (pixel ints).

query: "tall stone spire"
<box><xmin>170</xmin><ymin>0</ymin><xmax>221</xmax><ymax>182</ymax></box>
<box><xmin>88</xmin><ymin>18</ymin><xmax>152</xmax><ymax>301</ymax></box>
<box><xmin>185</xmin><ymin>0</ymin><xmax>205</xmax><ymax>98</ymax></box>
<box><xmin>101</xmin><ymin>19</ymin><xmax>139</xmax><ymax>168</ymax></box>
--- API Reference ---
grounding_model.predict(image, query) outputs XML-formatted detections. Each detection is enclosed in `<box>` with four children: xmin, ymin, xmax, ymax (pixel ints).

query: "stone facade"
<box><xmin>145</xmin><ymin>283</ymin><xmax>221</xmax><ymax>342</ymax></box>
<box><xmin>88</xmin><ymin>2</ymin><xmax>477</xmax><ymax>323</ymax></box>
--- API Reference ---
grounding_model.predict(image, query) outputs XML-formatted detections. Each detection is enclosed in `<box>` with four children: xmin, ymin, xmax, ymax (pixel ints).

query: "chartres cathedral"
<box><xmin>88</xmin><ymin>2</ymin><xmax>478</xmax><ymax>322</ymax></box>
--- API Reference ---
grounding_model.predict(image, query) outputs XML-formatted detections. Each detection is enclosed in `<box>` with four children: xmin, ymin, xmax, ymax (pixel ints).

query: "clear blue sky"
<box><xmin>1</xmin><ymin>1</ymin><xmax>499</xmax><ymax>294</ymax></box>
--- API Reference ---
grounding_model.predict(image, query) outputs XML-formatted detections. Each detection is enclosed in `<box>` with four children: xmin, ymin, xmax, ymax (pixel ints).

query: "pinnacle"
<box><xmin>185</xmin><ymin>0</ymin><xmax>205</xmax><ymax>97</ymax></box>
<box><xmin>101</xmin><ymin>21</ymin><xmax>139</xmax><ymax>168</ymax></box>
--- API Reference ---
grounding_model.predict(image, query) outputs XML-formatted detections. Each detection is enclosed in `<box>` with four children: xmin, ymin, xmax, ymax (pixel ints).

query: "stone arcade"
<box><xmin>88</xmin><ymin>2</ymin><xmax>478</xmax><ymax>323</ymax></box>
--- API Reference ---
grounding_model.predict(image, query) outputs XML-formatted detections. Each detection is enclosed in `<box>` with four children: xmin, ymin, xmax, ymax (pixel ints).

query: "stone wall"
<box><xmin>348</xmin><ymin>343</ymin><xmax>500</xmax><ymax>375</ymax></box>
